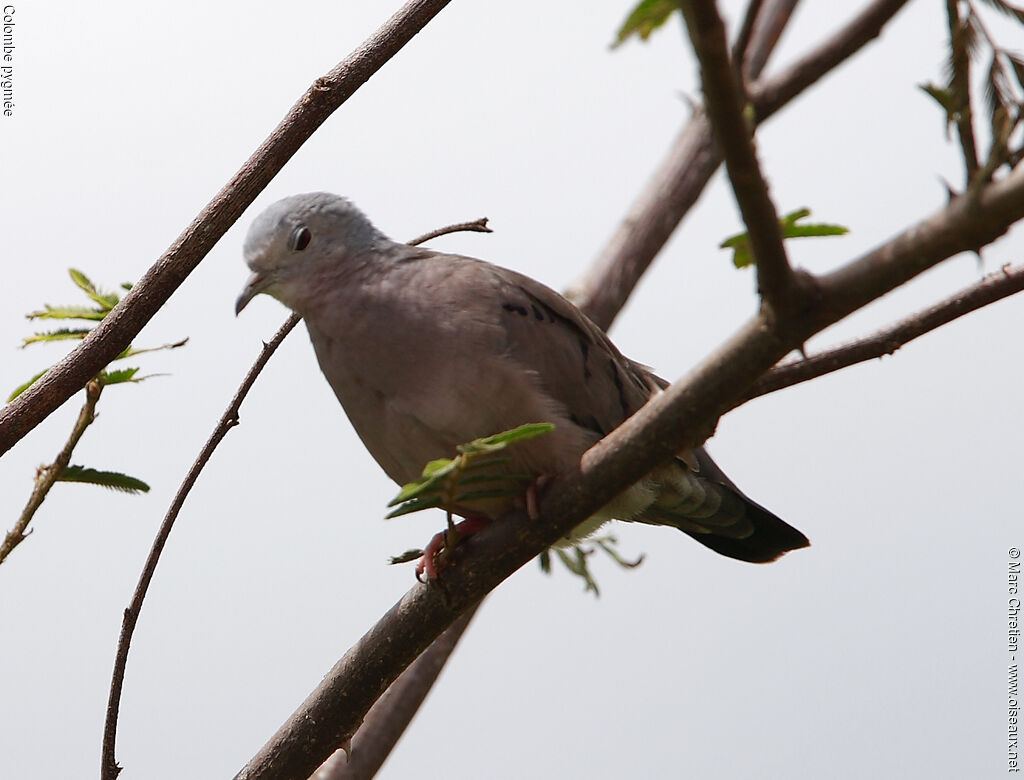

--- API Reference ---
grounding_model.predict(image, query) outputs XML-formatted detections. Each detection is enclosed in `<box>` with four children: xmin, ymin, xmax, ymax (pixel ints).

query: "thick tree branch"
<box><xmin>681</xmin><ymin>0</ymin><xmax>796</xmax><ymax>314</ymax></box>
<box><xmin>0</xmin><ymin>0</ymin><xmax>452</xmax><ymax>458</ymax></box>
<box><xmin>568</xmin><ymin>0</ymin><xmax>910</xmax><ymax>329</ymax></box>
<box><xmin>744</xmin><ymin>263</ymin><xmax>1024</xmax><ymax>400</ymax></box>
<box><xmin>311</xmin><ymin>604</ymin><xmax>479</xmax><ymax>780</ymax></box>
<box><xmin>234</xmin><ymin>160</ymin><xmax>1024</xmax><ymax>780</ymax></box>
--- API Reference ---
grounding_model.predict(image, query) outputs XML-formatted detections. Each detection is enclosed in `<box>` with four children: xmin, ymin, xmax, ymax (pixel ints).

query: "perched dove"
<box><xmin>236</xmin><ymin>193</ymin><xmax>808</xmax><ymax>574</ymax></box>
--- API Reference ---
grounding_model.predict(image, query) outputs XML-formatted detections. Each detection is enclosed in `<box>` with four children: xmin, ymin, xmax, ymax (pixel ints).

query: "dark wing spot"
<box><xmin>569</xmin><ymin>413</ymin><xmax>606</xmax><ymax>437</ymax></box>
<box><xmin>502</xmin><ymin>302</ymin><xmax>528</xmax><ymax>316</ymax></box>
<box><xmin>578</xmin><ymin>336</ymin><xmax>591</xmax><ymax>379</ymax></box>
<box><xmin>609</xmin><ymin>359</ymin><xmax>631</xmax><ymax>419</ymax></box>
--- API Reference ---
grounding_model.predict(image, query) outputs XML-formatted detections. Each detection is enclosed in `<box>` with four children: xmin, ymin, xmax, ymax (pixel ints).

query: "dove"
<box><xmin>236</xmin><ymin>192</ymin><xmax>809</xmax><ymax>576</ymax></box>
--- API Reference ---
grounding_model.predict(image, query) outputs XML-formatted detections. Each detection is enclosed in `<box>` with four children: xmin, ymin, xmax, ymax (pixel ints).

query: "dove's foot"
<box><xmin>416</xmin><ymin>516</ymin><xmax>490</xmax><ymax>581</ymax></box>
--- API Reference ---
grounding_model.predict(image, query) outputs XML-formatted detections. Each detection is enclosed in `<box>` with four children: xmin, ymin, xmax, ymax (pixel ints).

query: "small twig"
<box><xmin>742</xmin><ymin>0</ymin><xmax>801</xmax><ymax>81</ymax></box>
<box><xmin>731</xmin><ymin>0</ymin><xmax>764</xmax><ymax>76</ymax></box>
<box><xmin>681</xmin><ymin>0</ymin><xmax>796</xmax><ymax>314</ymax></box>
<box><xmin>946</xmin><ymin>0</ymin><xmax>980</xmax><ymax>185</ymax></box>
<box><xmin>0</xmin><ymin>378</ymin><xmax>102</xmax><ymax>565</ymax></box>
<box><xmin>101</xmin><ymin>315</ymin><xmax>300</xmax><ymax>780</ymax></box>
<box><xmin>406</xmin><ymin>218</ymin><xmax>491</xmax><ymax>248</ymax></box>
<box><xmin>743</xmin><ymin>263</ymin><xmax>1024</xmax><ymax>400</ymax></box>
<box><xmin>310</xmin><ymin>603</ymin><xmax>480</xmax><ymax>780</ymax></box>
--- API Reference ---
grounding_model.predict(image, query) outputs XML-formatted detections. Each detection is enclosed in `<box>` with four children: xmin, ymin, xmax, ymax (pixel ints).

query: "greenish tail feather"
<box><xmin>640</xmin><ymin>471</ymin><xmax>809</xmax><ymax>564</ymax></box>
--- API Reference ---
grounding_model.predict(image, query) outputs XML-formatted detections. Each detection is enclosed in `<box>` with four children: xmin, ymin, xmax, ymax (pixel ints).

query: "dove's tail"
<box><xmin>637</xmin><ymin>447</ymin><xmax>810</xmax><ymax>564</ymax></box>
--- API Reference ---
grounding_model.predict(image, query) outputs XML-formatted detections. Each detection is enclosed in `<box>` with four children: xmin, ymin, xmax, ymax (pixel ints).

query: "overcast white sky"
<box><xmin>1</xmin><ymin>1</ymin><xmax>1022</xmax><ymax>778</ymax></box>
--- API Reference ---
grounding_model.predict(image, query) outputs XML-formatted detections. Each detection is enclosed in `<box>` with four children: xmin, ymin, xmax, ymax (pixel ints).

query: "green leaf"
<box><xmin>720</xmin><ymin>208</ymin><xmax>849</xmax><ymax>268</ymax></box>
<box><xmin>57</xmin><ymin>465</ymin><xmax>150</xmax><ymax>494</ymax></box>
<box><xmin>21</xmin><ymin>328</ymin><xmax>92</xmax><ymax>347</ymax></box>
<box><xmin>26</xmin><ymin>304</ymin><xmax>107</xmax><ymax>322</ymax></box>
<box><xmin>69</xmin><ymin>268</ymin><xmax>120</xmax><ymax>310</ymax></box>
<box><xmin>99</xmin><ymin>367</ymin><xmax>141</xmax><ymax>386</ymax></box>
<box><xmin>555</xmin><ymin>547</ymin><xmax>600</xmax><ymax>596</ymax></box>
<box><xmin>612</xmin><ymin>0</ymin><xmax>681</xmax><ymax>48</ymax></box>
<box><xmin>386</xmin><ymin>423</ymin><xmax>554</xmax><ymax>517</ymax></box>
<box><xmin>8</xmin><ymin>369</ymin><xmax>48</xmax><ymax>401</ymax></box>
<box><xmin>388</xmin><ymin>548</ymin><xmax>425</xmax><ymax>565</ymax></box>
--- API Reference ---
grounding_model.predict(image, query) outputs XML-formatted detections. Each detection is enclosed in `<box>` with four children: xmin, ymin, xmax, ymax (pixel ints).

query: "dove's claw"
<box><xmin>416</xmin><ymin>516</ymin><xmax>490</xmax><ymax>581</ymax></box>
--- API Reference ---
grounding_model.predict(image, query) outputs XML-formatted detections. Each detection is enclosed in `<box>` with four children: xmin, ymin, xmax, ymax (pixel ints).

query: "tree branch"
<box><xmin>681</xmin><ymin>0</ymin><xmax>797</xmax><ymax>314</ymax></box>
<box><xmin>101</xmin><ymin>315</ymin><xmax>301</xmax><ymax>780</ymax></box>
<box><xmin>0</xmin><ymin>378</ymin><xmax>102</xmax><ymax>565</ymax></box>
<box><xmin>234</xmin><ymin>156</ymin><xmax>1024</xmax><ymax>780</ymax></box>
<box><xmin>742</xmin><ymin>0</ymin><xmax>801</xmax><ymax>81</ymax></box>
<box><xmin>310</xmin><ymin>604</ymin><xmax>480</xmax><ymax>780</ymax></box>
<box><xmin>567</xmin><ymin>0</ymin><xmax>910</xmax><ymax>329</ymax></box>
<box><xmin>0</xmin><ymin>0</ymin><xmax>453</xmax><ymax>458</ymax></box>
<box><xmin>744</xmin><ymin>262</ymin><xmax>1024</xmax><ymax>400</ymax></box>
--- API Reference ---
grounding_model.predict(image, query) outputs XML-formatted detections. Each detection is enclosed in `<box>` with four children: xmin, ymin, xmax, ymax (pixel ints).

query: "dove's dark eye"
<box><xmin>288</xmin><ymin>225</ymin><xmax>312</xmax><ymax>251</ymax></box>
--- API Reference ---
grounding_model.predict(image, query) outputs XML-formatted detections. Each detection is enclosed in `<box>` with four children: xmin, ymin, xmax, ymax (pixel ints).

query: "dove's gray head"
<box><xmin>235</xmin><ymin>192</ymin><xmax>389</xmax><ymax>315</ymax></box>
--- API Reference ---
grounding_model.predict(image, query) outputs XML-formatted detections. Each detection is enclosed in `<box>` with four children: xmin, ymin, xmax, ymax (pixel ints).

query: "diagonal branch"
<box><xmin>311</xmin><ymin>604</ymin><xmax>480</xmax><ymax>780</ymax></box>
<box><xmin>0</xmin><ymin>0</ymin><xmax>453</xmax><ymax>458</ymax></box>
<box><xmin>744</xmin><ymin>263</ymin><xmax>1024</xmax><ymax>400</ymax></box>
<box><xmin>568</xmin><ymin>0</ymin><xmax>911</xmax><ymax>329</ymax></box>
<box><xmin>234</xmin><ymin>155</ymin><xmax>1024</xmax><ymax>780</ymax></box>
<box><xmin>681</xmin><ymin>0</ymin><xmax>796</xmax><ymax>314</ymax></box>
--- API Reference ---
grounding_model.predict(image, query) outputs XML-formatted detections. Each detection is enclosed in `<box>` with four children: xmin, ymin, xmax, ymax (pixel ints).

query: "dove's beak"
<box><xmin>235</xmin><ymin>272</ymin><xmax>268</xmax><ymax>315</ymax></box>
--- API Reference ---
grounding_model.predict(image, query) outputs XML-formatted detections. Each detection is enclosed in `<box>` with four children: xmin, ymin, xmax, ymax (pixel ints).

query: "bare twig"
<box><xmin>0</xmin><ymin>0</ymin><xmax>453</xmax><ymax>458</ymax></box>
<box><xmin>235</xmin><ymin>164</ymin><xmax>1024</xmax><ymax>780</ymax></box>
<box><xmin>0</xmin><ymin>379</ymin><xmax>102</xmax><ymax>565</ymax></box>
<box><xmin>568</xmin><ymin>0</ymin><xmax>910</xmax><ymax>329</ymax></box>
<box><xmin>681</xmin><ymin>0</ymin><xmax>797</xmax><ymax>314</ymax></box>
<box><xmin>311</xmin><ymin>604</ymin><xmax>480</xmax><ymax>780</ymax></box>
<box><xmin>742</xmin><ymin>0</ymin><xmax>801</xmax><ymax>80</ymax></box>
<box><xmin>101</xmin><ymin>315</ymin><xmax>300</xmax><ymax>780</ymax></box>
<box><xmin>406</xmin><ymin>218</ymin><xmax>491</xmax><ymax>247</ymax></box>
<box><xmin>744</xmin><ymin>263</ymin><xmax>1024</xmax><ymax>400</ymax></box>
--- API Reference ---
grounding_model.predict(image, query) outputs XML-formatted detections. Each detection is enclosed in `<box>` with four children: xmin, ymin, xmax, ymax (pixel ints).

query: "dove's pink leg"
<box><xmin>417</xmin><ymin>516</ymin><xmax>490</xmax><ymax>581</ymax></box>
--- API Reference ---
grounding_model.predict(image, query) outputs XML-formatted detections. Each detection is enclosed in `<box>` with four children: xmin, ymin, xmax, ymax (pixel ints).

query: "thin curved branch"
<box><xmin>681</xmin><ymin>0</ymin><xmax>796</xmax><ymax>313</ymax></box>
<box><xmin>311</xmin><ymin>604</ymin><xmax>480</xmax><ymax>780</ymax></box>
<box><xmin>0</xmin><ymin>0</ymin><xmax>453</xmax><ymax>457</ymax></box>
<box><xmin>744</xmin><ymin>262</ymin><xmax>1024</xmax><ymax>400</ymax></box>
<box><xmin>0</xmin><ymin>379</ymin><xmax>102</xmax><ymax>564</ymax></box>
<box><xmin>101</xmin><ymin>315</ymin><xmax>301</xmax><ymax>780</ymax></box>
<box><xmin>567</xmin><ymin>0</ymin><xmax>910</xmax><ymax>329</ymax></box>
<box><xmin>234</xmin><ymin>155</ymin><xmax>1024</xmax><ymax>780</ymax></box>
